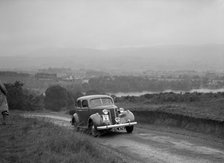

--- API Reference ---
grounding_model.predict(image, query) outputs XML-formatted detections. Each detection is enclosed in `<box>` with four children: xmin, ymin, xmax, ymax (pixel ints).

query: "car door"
<box><xmin>76</xmin><ymin>99</ymin><xmax>90</xmax><ymax>127</ymax></box>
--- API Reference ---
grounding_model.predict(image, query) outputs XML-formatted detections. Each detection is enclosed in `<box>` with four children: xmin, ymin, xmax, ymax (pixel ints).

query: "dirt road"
<box><xmin>23</xmin><ymin>113</ymin><xmax>224</xmax><ymax>163</ymax></box>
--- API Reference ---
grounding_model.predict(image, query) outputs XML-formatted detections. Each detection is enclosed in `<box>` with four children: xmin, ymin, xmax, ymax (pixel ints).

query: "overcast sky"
<box><xmin>0</xmin><ymin>0</ymin><xmax>224</xmax><ymax>55</ymax></box>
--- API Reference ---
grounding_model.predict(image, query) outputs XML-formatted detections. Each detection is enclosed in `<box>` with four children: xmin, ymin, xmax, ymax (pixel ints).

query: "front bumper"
<box><xmin>96</xmin><ymin>122</ymin><xmax>137</xmax><ymax>130</ymax></box>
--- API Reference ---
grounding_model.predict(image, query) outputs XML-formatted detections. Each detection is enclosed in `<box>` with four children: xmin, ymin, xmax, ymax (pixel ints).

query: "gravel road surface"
<box><xmin>23</xmin><ymin>113</ymin><xmax>224</xmax><ymax>163</ymax></box>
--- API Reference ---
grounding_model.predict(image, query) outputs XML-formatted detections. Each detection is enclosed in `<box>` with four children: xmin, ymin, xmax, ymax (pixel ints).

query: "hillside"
<box><xmin>0</xmin><ymin>44</ymin><xmax>223</xmax><ymax>72</ymax></box>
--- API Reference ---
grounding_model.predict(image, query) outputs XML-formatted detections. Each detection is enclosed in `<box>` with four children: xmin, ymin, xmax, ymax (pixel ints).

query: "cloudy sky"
<box><xmin>0</xmin><ymin>0</ymin><xmax>224</xmax><ymax>55</ymax></box>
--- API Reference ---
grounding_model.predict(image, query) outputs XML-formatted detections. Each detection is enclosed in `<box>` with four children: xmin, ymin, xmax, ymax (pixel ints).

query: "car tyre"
<box><xmin>125</xmin><ymin>126</ymin><xmax>134</xmax><ymax>133</ymax></box>
<box><xmin>89</xmin><ymin>121</ymin><xmax>99</xmax><ymax>137</ymax></box>
<box><xmin>71</xmin><ymin>117</ymin><xmax>80</xmax><ymax>132</ymax></box>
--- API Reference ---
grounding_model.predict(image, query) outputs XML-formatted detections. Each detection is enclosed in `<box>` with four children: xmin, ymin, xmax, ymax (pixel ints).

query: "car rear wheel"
<box><xmin>71</xmin><ymin>117</ymin><xmax>80</xmax><ymax>131</ymax></box>
<box><xmin>125</xmin><ymin>125</ymin><xmax>134</xmax><ymax>133</ymax></box>
<box><xmin>89</xmin><ymin>121</ymin><xmax>100</xmax><ymax>137</ymax></box>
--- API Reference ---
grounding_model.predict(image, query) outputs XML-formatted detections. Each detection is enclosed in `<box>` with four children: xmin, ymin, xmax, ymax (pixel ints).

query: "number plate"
<box><xmin>102</xmin><ymin>115</ymin><xmax>109</xmax><ymax>121</ymax></box>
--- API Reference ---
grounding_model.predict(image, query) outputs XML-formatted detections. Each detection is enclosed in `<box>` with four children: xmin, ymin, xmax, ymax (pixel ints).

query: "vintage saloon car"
<box><xmin>71</xmin><ymin>95</ymin><xmax>137</xmax><ymax>136</ymax></box>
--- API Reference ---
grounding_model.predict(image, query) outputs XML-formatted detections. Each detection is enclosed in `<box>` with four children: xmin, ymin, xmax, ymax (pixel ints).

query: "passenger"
<box><xmin>0</xmin><ymin>80</ymin><xmax>9</xmax><ymax>125</ymax></box>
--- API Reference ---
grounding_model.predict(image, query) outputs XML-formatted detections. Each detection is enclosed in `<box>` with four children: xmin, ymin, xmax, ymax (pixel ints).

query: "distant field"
<box><xmin>0</xmin><ymin>114</ymin><xmax>125</xmax><ymax>163</ymax></box>
<box><xmin>117</xmin><ymin>98</ymin><xmax>224</xmax><ymax>121</ymax></box>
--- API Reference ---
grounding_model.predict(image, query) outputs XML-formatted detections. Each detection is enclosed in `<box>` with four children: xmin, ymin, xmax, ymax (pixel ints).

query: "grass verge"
<box><xmin>0</xmin><ymin>114</ymin><xmax>125</xmax><ymax>163</ymax></box>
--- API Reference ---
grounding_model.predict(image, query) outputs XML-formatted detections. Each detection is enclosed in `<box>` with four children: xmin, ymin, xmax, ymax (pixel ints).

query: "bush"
<box><xmin>85</xmin><ymin>90</ymin><xmax>104</xmax><ymax>95</ymax></box>
<box><xmin>118</xmin><ymin>92</ymin><xmax>224</xmax><ymax>104</ymax></box>
<box><xmin>5</xmin><ymin>81</ymin><xmax>24</xmax><ymax>110</ymax></box>
<box><xmin>4</xmin><ymin>81</ymin><xmax>44</xmax><ymax>111</ymax></box>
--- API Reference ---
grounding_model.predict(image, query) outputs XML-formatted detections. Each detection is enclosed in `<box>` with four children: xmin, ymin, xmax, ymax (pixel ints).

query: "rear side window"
<box><xmin>82</xmin><ymin>100</ymin><xmax>88</xmax><ymax>108</ymax></box>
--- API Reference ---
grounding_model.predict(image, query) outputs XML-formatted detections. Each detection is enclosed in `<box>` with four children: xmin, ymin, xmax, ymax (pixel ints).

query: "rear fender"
<box><xmin>72</xmin><ymin>113</ymin><xmax>79</xmax><ymax>124</ymax></box>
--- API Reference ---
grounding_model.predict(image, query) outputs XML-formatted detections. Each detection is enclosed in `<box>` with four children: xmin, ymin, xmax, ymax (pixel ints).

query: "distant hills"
<box><xmin>0</xmin><ymin>44</ymin><xmax>223</xmax><ymax>73</ymax></box>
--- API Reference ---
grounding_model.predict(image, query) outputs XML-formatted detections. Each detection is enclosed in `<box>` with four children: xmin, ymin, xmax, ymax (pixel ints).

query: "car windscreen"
<box><xmin>89</xmin><ymin>98</ymin><xmax>113</xmax><ymax>108</ymax></box>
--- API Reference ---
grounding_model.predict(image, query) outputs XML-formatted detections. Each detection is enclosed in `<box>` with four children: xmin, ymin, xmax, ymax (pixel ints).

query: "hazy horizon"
<box><xmin>0</xmin><ymin>44</ymin><xmax>223</xmax><ymax>72</ymax></box>
<box><xmin>1</xmin><ymin>0</ymin><xmax>224</xmax><ymax>55</ymax></box>
<box><xmin>0</xmin><ymin>0</ymin><xmax>224</xmax><ymax>72</ymax></box>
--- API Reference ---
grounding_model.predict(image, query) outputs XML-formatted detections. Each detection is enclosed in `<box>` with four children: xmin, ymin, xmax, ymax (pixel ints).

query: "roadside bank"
<box><xmin>133</xmin><ymin>111</ymin><xmax>224</xmax><ymax>138</ymax></box>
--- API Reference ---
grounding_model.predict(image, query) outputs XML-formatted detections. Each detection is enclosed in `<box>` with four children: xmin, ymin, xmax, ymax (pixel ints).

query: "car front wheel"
<box><xmin>125</xmin><ymin>126</ymin><xmax>134</xmax><ymax>133</ymax></box>
<box><xmin>89</xmin><ymin>121</ymin><xmax>100</xmax><ymax>137</ymax></box>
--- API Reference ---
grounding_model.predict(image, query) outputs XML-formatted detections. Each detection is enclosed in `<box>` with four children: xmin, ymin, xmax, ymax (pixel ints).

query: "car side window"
<box><xmin>77</xmin><ymin>100</ymin><xmax>81</xmax><ymax>108</ymax></box>
<box><xmin>82</xmin><ymin>100</ymin><xmax>88</xmax><ymax>108</ymax></box>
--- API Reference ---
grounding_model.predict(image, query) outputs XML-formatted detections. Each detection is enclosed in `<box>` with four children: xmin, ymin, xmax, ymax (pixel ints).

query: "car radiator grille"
<box><xmin>109</xmin><ymin>109</ymin><xmax>117</xmax><ymax>124</ymax></box>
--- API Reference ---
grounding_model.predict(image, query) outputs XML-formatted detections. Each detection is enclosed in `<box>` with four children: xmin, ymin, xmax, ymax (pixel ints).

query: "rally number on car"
<box><xmin>102</xmin><ymin>114</ymin><xmax>109</xmax><ymax>121</ymax></box>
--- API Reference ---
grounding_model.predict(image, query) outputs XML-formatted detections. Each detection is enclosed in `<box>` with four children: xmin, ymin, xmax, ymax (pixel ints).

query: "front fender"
<box><xmin>89</xmin><ymin>113</ymin><xmax>102</xmax><ymax>126</ymax></box>
<box><xmin>119</xmin><ymin>110</ymin><xmax>135</xmax><ymax>123</ymax></box>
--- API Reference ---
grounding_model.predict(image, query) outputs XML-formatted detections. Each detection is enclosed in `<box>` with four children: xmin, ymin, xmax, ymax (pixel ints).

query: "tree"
<box><xmin>44</xmin><ymin>85</ymin><xmax>74</xmax><ymax>111</ymax></box>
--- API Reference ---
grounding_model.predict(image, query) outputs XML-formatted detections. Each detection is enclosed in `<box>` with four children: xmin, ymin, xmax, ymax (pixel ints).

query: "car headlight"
<box><xmin>102</xmin><ymin>109</ymin><xmax>109</xmax><ymax>115</ymax></box>
<box><xmin>119</xmin><ymin>108</ymin><xmax>124</xmax><ymax>113</ymax></box>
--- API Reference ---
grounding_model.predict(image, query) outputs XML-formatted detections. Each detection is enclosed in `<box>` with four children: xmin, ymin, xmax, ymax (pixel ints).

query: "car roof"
<box><xmin>77</xmin><ymin>94</ymin><xmax>112</xmax><ymax>101</ymax></box>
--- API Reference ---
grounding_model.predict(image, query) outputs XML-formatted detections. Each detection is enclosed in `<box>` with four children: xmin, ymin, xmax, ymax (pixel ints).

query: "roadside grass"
<box><xmin>0</xmin><ymin>114</ymin><xmax>125</xmax><ymax>163</ymax></box>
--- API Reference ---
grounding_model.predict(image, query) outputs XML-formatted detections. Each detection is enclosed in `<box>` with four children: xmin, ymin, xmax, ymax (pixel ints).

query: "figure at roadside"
<box><xmin>0</xmin><ymin>80</ymin><xmax>9</xmax><ymax>125</ymax></box>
